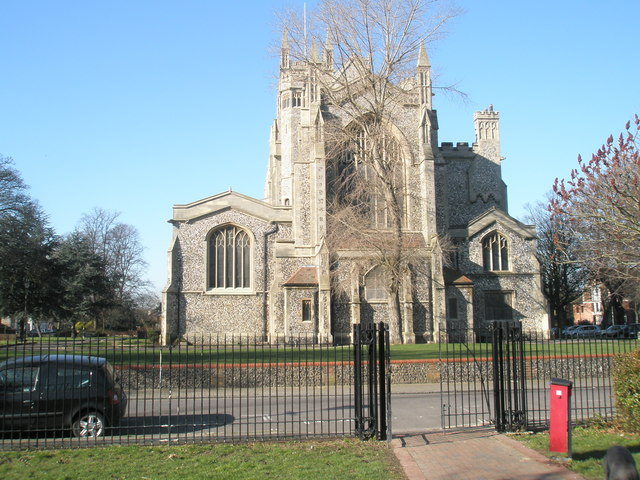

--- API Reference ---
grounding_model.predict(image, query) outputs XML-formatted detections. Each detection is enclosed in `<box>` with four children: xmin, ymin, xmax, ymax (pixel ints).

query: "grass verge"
<box><xmin>0</xmin><ymin>438</ymin><xmax>405</xmax><ymax>480</ymax></box>
<box><xmin>513</xmin><ymin>425</ymin><xmax>640</xmax><ymax>479</ymax></box>
<box><xmin>1</xmin><ymin>337</ymin><xmax>638</xmax><ymax>364</ymax></box>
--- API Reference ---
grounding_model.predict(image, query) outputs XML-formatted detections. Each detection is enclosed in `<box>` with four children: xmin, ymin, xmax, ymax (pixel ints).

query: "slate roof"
<box><xmin>443</xmin><ymin>267</ymin><xmax>474</xmax><ymax>286</ymax></box>
<box><xmin>283</xmin><ymin>266</ymin><xmax>319</xmax><ymax>287</ymax></box>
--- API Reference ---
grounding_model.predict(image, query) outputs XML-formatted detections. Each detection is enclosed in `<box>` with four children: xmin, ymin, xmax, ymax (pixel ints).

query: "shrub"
<box><xmin>612</xmin><ymin>349</ymin><xmax>640</xmax><ymax>432</ymax></box>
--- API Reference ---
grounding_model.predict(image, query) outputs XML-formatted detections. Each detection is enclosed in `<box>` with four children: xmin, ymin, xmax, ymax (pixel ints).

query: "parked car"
<box><xmin>560</xmin><ymin>325</ymin><xmax>580</xmax><ymax>338</ymax></box>
<box><xmin>0</xmin><ymin>355</ymin><xmax>127</xmax><ymax>438</ymax></box>
<box><xmin>27</xmin><ymin>328</ymin><xmax>56</xmax><ymax>337</ymax></box>
<box><xmin>603</xmin><ymin>325</ymin><xmax>631</xmax><ymax>338</ymax></box>
<box><xmin>568</xmin><ymin>325</ymin><xmax>602</xmax><ymax>338</ymax></box>
<box><xmin>626</xmin><ymin>323</ymin><xmax>640</xmax><ymax>339</ymax></box>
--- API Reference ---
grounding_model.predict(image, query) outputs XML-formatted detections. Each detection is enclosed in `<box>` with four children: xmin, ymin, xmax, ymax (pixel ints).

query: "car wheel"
<box><xmin>72</xmin><ymin>411</ymin><xmax>105</xmax><ymax>438</ymax></box>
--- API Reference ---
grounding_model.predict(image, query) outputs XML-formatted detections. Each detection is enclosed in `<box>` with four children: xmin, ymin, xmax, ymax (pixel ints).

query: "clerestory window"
<box><xmin>482</xmin><ymin>232</ymin><xmax>509</xmax><ymax>271</ymax></box>
<box><xmin>207</xmin><ymin>225</ymin><xmax>251</xmax><ymax>290</ymax></box>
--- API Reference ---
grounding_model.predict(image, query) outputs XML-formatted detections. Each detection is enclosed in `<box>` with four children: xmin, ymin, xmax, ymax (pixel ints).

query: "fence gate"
<box><xmin>353</xmin><ymin>322</ymin><xmax>391</xmax><ymax>440</ymax></box>
<box><xmin>490</xmin><ymin>321</ymin><xmax>527</xmax><ymax>432</ymax></box>
<box><xmin>439</xmin><ymin>321</ymin><xmax>528</xmax><ymax>432</ymax></box>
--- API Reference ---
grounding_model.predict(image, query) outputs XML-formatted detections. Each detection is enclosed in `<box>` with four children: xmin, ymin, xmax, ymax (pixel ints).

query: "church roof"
<box><xmin>449</xmin><ymin>207</ymin><xmax>536</xmax><ymax>240</ymax></box>
<box><xmin>283</xmin><ymin>266</ymin><xmax>319</xmax><ymax>287</ymax></box>
<box><xmin>171</xmin><ymin>190</ymin><xmax>291</xmax><ymax>223</ymax></box>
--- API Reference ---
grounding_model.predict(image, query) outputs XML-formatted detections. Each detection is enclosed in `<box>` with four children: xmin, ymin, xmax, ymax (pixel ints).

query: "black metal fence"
<box><xmin>439</xmin><ymin>322</ymin><xmax>639</xmax><ymax>432</ymax></box>
<box><xmin>0</xmin><ymin>324</ymin><xmax>390</xmax><ymax>449</ymax></box>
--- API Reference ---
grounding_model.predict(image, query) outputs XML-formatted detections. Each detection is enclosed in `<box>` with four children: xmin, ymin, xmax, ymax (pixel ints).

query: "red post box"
<box><xmin>549</xmin><ymin>378</ymin><xmax>573</xmax><ymax>457</ymax></box>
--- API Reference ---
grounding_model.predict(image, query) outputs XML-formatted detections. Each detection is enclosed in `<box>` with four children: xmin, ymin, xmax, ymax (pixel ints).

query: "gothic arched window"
<box><xmin>208</xmin><ymin>225</ymin><xmax>251</xmax><ymax>290</ymax></box>
<box><xmin>364</xmin><ymin>266</ymin><xmax>387</xmax><ymax>301</ymax></box>
<box><xmin>330</xmin><ymin>122</ymin><xmax>405</xmax><ymax>229</ymax></box>
<box><xmin>482</xmin><ymin>232</ymin><xmax>509</xmax><ymax>271</ymax></box>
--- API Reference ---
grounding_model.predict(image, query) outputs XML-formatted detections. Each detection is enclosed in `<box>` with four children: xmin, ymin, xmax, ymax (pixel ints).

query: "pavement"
<box><xmin>391</xmin><ymin>428</ymin><xmax>586</xmax><ymax>480</ymax></box>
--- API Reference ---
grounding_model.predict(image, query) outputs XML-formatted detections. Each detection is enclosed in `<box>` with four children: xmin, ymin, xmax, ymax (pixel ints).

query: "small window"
<box><xmin>448</xmin><ymin>298</ymin><xmax>458</xmax><ymax>319</ymax></box>
<box><xmin>302</xmin><ymin>299</ymin><xmax>312</xmax><ymax>322</ymax></box>
<box><xmin>485</xmin><ymin>292</ymin><xmax>513</xmax><ymax>321</ymax></box>
<box><xmin>482</xmin><ymin>232</ymin><xmax>509</xmax><ymax>271</ymax></box>
<box><xmin>364</xmin><ymin>266</ymin><xmax>387</xmax><ymax>301</ymax></box>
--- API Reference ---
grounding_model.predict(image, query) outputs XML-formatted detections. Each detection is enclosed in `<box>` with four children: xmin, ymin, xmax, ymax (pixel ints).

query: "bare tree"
<box><xmin>76</xmin><ymin>208</ymin><xmax>149</xmax><ymax>303</ymax></box>
<box><xmin>108</xmin><ymin>223</ymin><xmax>147</xmax><ymax>300</ymax></box>
<box><xmin>550</xmin><ymin>116</ymin><xmax>640</xmax><ymax>310</ymax></box>
<box><xmin>525</xmin><ymin>200</ymin><xmax>585</xmax><ymax>330</ymax></box>
<box><xmin>281</xmin><ymin>0</ymin><xmax>459</xmax><ymax>343</ymax></box>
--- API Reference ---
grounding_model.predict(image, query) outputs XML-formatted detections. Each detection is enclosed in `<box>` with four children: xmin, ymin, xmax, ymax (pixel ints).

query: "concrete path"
<box><xmin>392</xmin><ymin>428</ymin><xmax>585</xmax><ymax>480</ymax></box>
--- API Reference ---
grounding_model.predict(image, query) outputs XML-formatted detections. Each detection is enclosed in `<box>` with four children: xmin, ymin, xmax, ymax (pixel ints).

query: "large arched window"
<box><xmin>208</xmin><ymin>225</ymin><xmax>251</xmax><ymax>290</ymax></box>
<box><xmin>329</xmin><ymin>122</ymin><xmax>405</xmax><ymax>229</ymax></box>
<box><xmin>482</xmin><ymin>232</ymin><xmax>509</xmax><ymax>271</ymax></box>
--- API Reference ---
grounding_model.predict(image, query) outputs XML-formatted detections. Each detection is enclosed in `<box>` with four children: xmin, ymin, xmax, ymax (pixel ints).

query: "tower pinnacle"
<box><xmin>281</xmin><ymin>27</ymin><xmax>290</xmax><ymax>69</ymax></box>
<box><xmin>416</xmin><ymin>40</ymin><xmax>431</xmax><ymax>107</ymax></box>
<box><xmin>417</xmin><ymin>40</ymin><xmax>430</xmax><ymax>68</ymax></box>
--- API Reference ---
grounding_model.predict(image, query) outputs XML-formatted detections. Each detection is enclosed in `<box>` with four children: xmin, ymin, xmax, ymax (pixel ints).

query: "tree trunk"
<box><xmin>387</xmin><ymin>290</ymin><xmax>403</xmax><ymax>344</ymax></box>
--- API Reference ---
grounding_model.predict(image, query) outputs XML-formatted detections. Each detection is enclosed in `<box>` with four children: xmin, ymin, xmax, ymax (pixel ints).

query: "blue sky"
<box><xmin>2</xmin><ymin>1</ymin><xmax>639</xmax><ymax>293</ymax></box>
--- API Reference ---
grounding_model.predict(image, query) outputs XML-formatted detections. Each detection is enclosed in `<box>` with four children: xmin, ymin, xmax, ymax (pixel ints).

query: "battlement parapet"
<box><xmin>439</xmin><ymin>141</ymin><xmax>476</xmax><ymax>158</ymax></box>
<box><xmin>474</xmin><ymin>105</ymin><xmax>499</xmax><ymax>118</ymax></box>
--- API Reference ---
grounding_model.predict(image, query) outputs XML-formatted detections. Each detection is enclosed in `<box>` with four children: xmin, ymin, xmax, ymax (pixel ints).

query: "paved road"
<box><xmin>0</xmin><ymin>383</ymin><xmax>614</xmax><ymax>447</ymax></box>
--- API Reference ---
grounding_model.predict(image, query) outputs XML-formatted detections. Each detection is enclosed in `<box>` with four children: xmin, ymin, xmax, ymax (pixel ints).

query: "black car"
<box><xmin>0</xmin><ymin>355</ymin><xmax>127</xmax><ymax>438</ymax></box>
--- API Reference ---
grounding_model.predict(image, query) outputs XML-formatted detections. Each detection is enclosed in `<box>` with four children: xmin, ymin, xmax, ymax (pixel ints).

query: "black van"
<box><xmin>0</xmin><ymin>355</ymin><xmax>127</xmax><ymax>438</ymax></box>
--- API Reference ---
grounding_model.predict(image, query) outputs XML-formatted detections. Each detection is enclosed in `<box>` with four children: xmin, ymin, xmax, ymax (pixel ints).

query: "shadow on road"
<box><xmin>114</xmin><ymin>413</ymin><xmax>235</xmax><ymax>435</ymax></box>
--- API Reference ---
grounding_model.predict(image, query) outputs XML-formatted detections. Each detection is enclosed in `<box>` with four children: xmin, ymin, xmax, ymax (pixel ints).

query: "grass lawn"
<box><xmin>0</xmin><ymin>438</ymin><xmax>405</xmax><ymax>480</ymax></box>
<box><xmin>1</xmin><ymin>337</ymin><xmax>637</xmax><ymax>364</ymax></box>
<box><xmin>513</xmin><ymin>426</ymin><xmax>640</xmax><ymax>479</ymax></box>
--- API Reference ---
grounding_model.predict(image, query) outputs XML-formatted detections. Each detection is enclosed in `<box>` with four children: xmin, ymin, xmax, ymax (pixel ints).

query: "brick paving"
<box><xmin>391</xmin><ymin>428</ymin><xmax>586</xmax><ymax>480</ymax></box>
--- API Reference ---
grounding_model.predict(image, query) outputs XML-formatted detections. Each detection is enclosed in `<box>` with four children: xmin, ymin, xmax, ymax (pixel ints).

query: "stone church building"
<box><xmin>161</xmin><ymin>37</ymin><xmax>548</xmax><ymax>345</ymax></box>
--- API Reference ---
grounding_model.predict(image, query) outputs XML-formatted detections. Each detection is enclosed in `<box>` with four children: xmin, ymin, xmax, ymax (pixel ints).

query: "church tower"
<box><xmin>265</xmin><ymin>29</ymin><xmax>330</xmax><ymax>252</ymax></box>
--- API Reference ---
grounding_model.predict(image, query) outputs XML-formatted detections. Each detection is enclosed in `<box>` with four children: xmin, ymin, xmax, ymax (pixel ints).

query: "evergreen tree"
<box><xmin>0</xmin><ymin>202</ymin><xmax>61</xmax><ymax>333</ymax></box>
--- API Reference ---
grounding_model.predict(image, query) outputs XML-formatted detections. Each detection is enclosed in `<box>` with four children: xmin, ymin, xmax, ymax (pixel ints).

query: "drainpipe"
<box><xmin>263</xmin><ymin>223</ymin><xmax>279</xmax><ymax>341</ymax></box>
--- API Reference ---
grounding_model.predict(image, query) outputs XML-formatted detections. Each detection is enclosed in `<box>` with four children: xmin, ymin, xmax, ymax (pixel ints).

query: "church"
<box><xmin>161</xmin><ymin>34</ymin><xmax>548</xmax><ymax>345</ymax></box>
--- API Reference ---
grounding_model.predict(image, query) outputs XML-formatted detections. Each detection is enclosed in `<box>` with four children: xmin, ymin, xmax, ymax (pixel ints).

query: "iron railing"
<box><xmin>439</xmin><ymin>322</ymin><xmax>639</xmax><ymax>431</ymax></box>
<box><xmin>0</xmin><ymin>329</ymin><xmax>388</xmax><ymax>449</ymax></box>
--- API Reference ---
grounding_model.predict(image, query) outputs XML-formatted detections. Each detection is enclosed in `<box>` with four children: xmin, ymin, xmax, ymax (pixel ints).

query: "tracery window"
<box><xmin>364</xmin><ymin>266</ymin><xmax>387</xmax><ymax>301</ymax></box>
<box><xmin>292</xmin><ymin>90</ymin><xmax>302</xmax><ymax>107</ymax></box>
<box><xmin>207</xmin><ymin>225</ymin><xmax>251</xmax><ymax>290</ymax></box>
<box><xmin>482</xmin><ymin>232</ymin><xmax>509</xmax><ymax>271</ymax></box>
<box><xmin>331</xmin><ymin>123</ymin><xmax>405</xmax><ymax>229</ymax></box>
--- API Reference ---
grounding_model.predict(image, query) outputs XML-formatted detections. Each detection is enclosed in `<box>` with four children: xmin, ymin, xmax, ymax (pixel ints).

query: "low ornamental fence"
<box><xmin>438</xmin><ymin>323</ymin><xmax>639</xmax><ymax>431</ymax></box>
<box><xmin>0</xmin><ymin>325</ymin><xmax>390</xmax><ymax>450</ymax></box>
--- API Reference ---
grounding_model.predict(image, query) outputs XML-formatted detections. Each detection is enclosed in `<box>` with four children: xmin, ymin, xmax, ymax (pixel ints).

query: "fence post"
<box><xmin>367</xmin><ymin>324</ymin><xmax>378</xmax><ymax>440</ymax></box>
<box><xmin>492</xmin><ymin>322</ymin><xmax>506</xmax><ymax>432</ymax></box>
<box><xmin>377</xmin><ymin>322</ymin><xmax>390</xmax><ymax>441</ymax></box>
<box><xmin>353</xmin><ymin>324</ymin><xmax>364</xmax><ymax>438</ymax></box>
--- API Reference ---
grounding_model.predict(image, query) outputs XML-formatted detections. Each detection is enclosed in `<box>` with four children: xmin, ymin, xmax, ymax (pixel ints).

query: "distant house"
<box><xmin>571</xmin><ymin>284</ymin><xmax>604</xmax><ymax>325</ymax></box>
